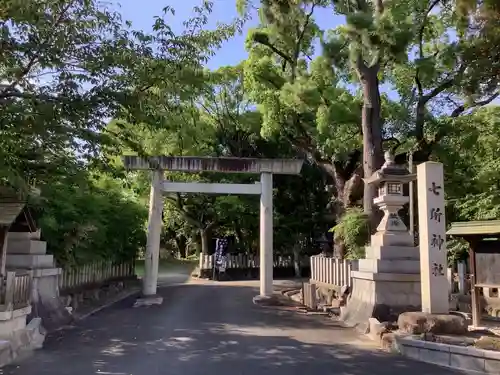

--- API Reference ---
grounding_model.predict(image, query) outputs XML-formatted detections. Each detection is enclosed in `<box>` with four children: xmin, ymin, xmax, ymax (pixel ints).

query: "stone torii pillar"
<box><xmin>259</xmin><ymin>171</ymin><xmax>273</xmax><ymax>299</ymax></box>
<box><xmin>122</xmin><ymin>156</ymin><xmax>303</xmax><ymax>305</ymax></box>
<box><xmin>143</xmin><ymin>169</ymin><xmax>164</xmax><ymax>297</ymax></box>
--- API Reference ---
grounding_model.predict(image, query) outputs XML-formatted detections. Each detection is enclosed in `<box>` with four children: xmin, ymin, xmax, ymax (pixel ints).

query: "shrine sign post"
<box><xmin>122</xmin><ymin>156</ymin><xmax>303</xmax><ymax>305</ymax></box>
<box><xmin>417</xmin><ymin>161</ymin><xmax>449</xmax><ymax>313</ymax></box>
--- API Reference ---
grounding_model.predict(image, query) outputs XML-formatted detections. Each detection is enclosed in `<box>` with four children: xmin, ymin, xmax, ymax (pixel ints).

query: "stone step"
<box><xmin>6</xmin><ymin>239</ymin><xmax>47</xmax><ymax>255</ymax></box>
<box><xmin>371</xmin><ymin>232</ymin><xmax>413</xmax><ymax>247</ymax></box>
<box><xmin>6</xmin><ymin>232</ymin><xmax>31</xmax><ymax>240</ymax></box>
<box><xmin>6</xmin><ymin>254</ymin><xmax>55</xmax><ymax>269</ymax></box>
<box><xmin>365</xmin><ymin>245</ymin><xmax>419</xmax><ymax>260</ymax></box>
<box><xmin>357</xmin><ymin>258</ymin><xmax>420</xmax><ymax>274</ymax></box>
<box><xmin>7</xmin><ymin>231</ymin><xmax>41</xmax><ymax>240</ymax></box>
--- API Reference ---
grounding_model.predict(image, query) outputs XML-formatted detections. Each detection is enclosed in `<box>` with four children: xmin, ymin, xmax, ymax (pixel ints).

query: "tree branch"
<box><xmin>294</xmin><ymin>3</ymin><xmax>316</xmax><ymax>62</ymax></box>
<box><xmin>414</xmin><ymin>65</ymin><xmax>465</xmax><ymax>141</ymax></box>
<box><xmin>254</xmin><ymin>37</ymin><xmax>293</xmax><ymax>66</ymax></box>
<box><xmin>165</xmin><ymin>194</ymin><xmax>203</xmax><ymax>229</ymax></box>
<box><xmin>0</xmin><ymin>0</ymin><xmax>76</xmax><ymax>96</ymax></box>
<box><xmin>415</xmin><ymin>0</ymin><xmax>442</xmax><ymax>97</ymax></box>
<box><xmin>450</xmin><ymin>91</ymin><xmax>500</xmax><ymax>117</ymax></box>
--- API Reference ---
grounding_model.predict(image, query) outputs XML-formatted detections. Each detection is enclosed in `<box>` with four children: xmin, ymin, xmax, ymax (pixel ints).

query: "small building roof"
<box><xmin>446</xmin><ymin>220</ymin><xmax>500</xmax><ymax>237</ymax></box>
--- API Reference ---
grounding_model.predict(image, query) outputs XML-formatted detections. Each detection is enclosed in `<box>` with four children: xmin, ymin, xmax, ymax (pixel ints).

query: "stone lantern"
<box><xmin>340</xmin><ymin>151</ymin><xmax>421</xmax><ymax>331</ymax></box>
<box><xmin>364</xmin><ymin>151</ymin><xmax>416</xmax><ymax>235</ymax></box>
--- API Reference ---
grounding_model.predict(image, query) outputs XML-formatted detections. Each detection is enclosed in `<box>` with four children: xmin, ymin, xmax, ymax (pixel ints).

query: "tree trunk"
<box><xmin>359</xmin><ymin>64</ymin><xmax>384</xmax><ymax>215</ymax></box>
<box><xmin>175</xmin><ymin>235</ymin><xmax>187</xmax><ymax>259</ymax></box>
<box><xmin>0</xmin><ymin>227</ymin><xmax>8</xmax><ymax>276</ymax></box>
<box><xmin>200</xmin><ymin>228</ymin><xmax>209</xmax><ymax>255</ymax></box>
<box><xmin>292</xmin><ymin>244</ymin><xmax>301</xmax><ymax>278</ymax></box>
<box><xmin>234</xmin><ymin>224</ymin><xmax>246</xmax><ymax>252</ymax></box>
<box><xmin>329</xmin><ymin>166</ymin><xmax>363</xmax><ymax>259</ymax></box>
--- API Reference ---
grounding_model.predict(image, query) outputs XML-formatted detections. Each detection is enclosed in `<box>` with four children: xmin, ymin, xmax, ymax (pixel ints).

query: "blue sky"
<box><xmin>115</xmin><ymin>0</ymin><xmax>400</xmax><ymax>99</ymax></box>
<box><xmin>115</xmin><ymin>0</ymin><xmax>345</xmax><ymax>70</ymax></box>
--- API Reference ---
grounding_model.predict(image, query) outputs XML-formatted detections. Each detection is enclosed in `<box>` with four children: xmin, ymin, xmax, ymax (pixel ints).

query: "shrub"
<box><xmin>331</xmin><ymin>208</ymin><xmax>370</xmax><ymax>259</ymax></box>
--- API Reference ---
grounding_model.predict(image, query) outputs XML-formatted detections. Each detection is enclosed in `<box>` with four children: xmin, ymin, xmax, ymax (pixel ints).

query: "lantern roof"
<box><xmin>364</xmin><ymin>152</ymin><xmax>416</xmax><ymax>185</ymax></box>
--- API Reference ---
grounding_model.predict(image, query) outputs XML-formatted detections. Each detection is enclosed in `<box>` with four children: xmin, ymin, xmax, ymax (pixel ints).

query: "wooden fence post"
<box><xmin>5</xmin><ymin>272</ymin><xmax>15</xmax><ymax>310</ymax></box>
<box><xmin>457</xmin><ymin>261</ymin><xmax>466</xmax><ymax>294</ymax></box>
<box><xmin>447</xmin><ymin>267</ymin><xmax>453</xmax><ymax>295</ymax></box>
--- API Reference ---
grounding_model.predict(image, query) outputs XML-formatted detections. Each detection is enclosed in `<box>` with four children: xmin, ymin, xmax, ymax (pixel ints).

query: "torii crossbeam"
<box><xmin>122</xmin><ymin>156</ymin><xmax>304</xmax><ymax>304</ymax></box>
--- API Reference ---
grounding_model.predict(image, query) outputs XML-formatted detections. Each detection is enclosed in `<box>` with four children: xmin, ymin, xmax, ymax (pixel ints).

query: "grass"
<box><xmin>135</xmin><ymin>256</ymin><xmax>198</xmax><ymax>277</ymax></box>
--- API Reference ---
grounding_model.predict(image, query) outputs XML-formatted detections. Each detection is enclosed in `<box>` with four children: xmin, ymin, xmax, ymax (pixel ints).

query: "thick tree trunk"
<box><xmin>327</xmin><ymin>164</ymin><xmax>364</xmax><ymax>259</ymax></box>
<box><xmin>200</xmin><ymin>228</ymin><xmax>209</xmax><ymax>255</ymax></box>
<box><xmin>358</xmin><ymin>64</ymin><xmax>384</xmax><ymax>216</ymax></box>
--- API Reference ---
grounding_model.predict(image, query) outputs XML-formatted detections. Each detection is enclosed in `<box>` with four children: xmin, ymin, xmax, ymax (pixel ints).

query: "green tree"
<box><xmin>389</xmin><ymin>0</ymin><xmax>500</xmax><ymax>162</ymax></box>
<box><xmin>239</xmin><ymin>1</ymin><xmax>365</xmax><ymax>213</ymax></box>
<box><xmin>33</xmin><ymin>171</ymin><xmax>147</xmax><ymax>266</ymax></box>
<box><xmin>0</xmin><ymin>0</ymin><xmax>141</xmax><ymax>189</ymax></box>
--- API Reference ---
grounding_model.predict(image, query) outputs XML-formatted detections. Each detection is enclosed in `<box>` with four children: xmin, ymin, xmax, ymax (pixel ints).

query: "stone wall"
<box><xmin>60</xmin><ymin>279</ymin><xmax>140</xmax><ymax>319</ymax></box>
<box><xmin>60</xmin><ymin>279</ymin><xmax>139</xmax><ymax>319</ymax></box>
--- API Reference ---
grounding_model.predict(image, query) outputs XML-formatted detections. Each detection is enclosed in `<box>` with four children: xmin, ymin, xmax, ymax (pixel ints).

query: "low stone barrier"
<box><xmin>60</xmin><ymin>279</ymin><xmax>139</xmax><ymax>316</ymax></box>
<box><xmin>394</xmin><ymin>335</ymin><xmax>500</xmax><ymax>374</ymax></box>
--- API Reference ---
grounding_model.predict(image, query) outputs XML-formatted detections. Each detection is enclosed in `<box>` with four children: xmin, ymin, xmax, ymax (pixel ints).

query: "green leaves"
<box><xmin>0</xmin><ymin>0</ymin><xmax>135</xmax><ymax>188</ymax></box>
<box><xmin>34</xmin><ymin>173</ymin><xmax>147</xmax><ymax>266</ymax></box>
<box><xmin>330</xmin><ymin>208</ymin><xmax>370</xmax><ymax>259</ymax></box>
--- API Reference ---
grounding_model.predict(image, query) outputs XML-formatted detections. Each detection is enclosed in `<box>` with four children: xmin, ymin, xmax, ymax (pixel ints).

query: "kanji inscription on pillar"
<box><xmin>417</xmin><ymin>162</ymin><xmax>448</xmax><ymax>314</ymax></box>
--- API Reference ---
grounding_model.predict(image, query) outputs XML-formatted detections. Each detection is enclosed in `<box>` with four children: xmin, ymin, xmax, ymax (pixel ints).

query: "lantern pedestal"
<box><xmin>341</xmin><ymin>241</ymin><xmax>421</xmax><ymax>333</ymax></box>
<box><xmin>340</xmin><ymin>153</ymin><xmax>421</xmax><ymax>333</ymax></box>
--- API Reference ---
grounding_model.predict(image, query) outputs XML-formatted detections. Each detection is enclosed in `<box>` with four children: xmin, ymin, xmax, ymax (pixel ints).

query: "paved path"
<box><xmin>2</xmin><ymin>280</ymin><xmax>466</xmax><ymax>375</ymax></box>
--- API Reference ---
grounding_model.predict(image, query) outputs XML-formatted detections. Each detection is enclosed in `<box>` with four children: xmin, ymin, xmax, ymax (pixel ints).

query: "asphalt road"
<box><xmin>1</xmin><ymin>280</ymin><xmax>466</xmax><ymax>375</ymax></box>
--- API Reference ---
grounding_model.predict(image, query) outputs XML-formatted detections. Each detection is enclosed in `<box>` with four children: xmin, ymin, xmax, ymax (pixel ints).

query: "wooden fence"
<box><xmin>449</xmin><ymin>261</ymin><xmax>470</xmax><ymax>294</ymax></box>
<box><xmin>309</xmin><ymin>255</ymin><xmax>357</xmax><ymax>287</ymax></box>
<box><xmin>0</xmin><ymin>271</ymin><xmax>33</xmax><ymax>311</ymax></box>
<box><xmin>310</xmin><ymin>256</ymin><xmax>471</xmax><ymax>295</ymax></box>
<box><xmin>59</xmin><ymin>260</ymin><xmax>135</xmax><ymax>294</ymax></box>
<box><xmin>199</xmin><ymin>253</ymin><xmax>307</xmax><ymax>270</ymax></box>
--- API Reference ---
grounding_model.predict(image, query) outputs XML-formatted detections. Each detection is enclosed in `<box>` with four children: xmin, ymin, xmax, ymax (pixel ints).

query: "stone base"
<box><xmin>0</xmin><ymin>306</ymin><xmax>32</xmax><ymax>337</ymax></box>
<box><xmin>134</xmin><ymin>295</ymin><xmax>163</xmax><ymax>307</ymax></box>
<box><xmin>28</xmin><ymin>268</ymin><xmax>73</xmax><ymax>331</ymax></box>
<box><xmin>341</xmin><ymin>274</ymin><xmax>421</xmax><ymax>333</ymax></box>
<box><xmin>0</xmin><ymin>317</ymin><xmax>46</xmax><ymax>367</ymax></box>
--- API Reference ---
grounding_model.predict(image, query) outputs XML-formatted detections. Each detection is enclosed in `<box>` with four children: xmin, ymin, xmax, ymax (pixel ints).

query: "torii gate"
<box><xmin>122</xmin><ymin>156</ymin><xmax>303</xmax><ymax>304</ymax></box>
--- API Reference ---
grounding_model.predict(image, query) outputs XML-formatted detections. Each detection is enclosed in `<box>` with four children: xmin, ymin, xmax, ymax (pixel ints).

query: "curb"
<box><xmin>75</xmin><ymin>288</ymin><xmax>141</xmax><ymax>321</ymax></box>
<box><xmin>75</xmin><ymin>279</ymin><xmax>192</xmax><ymax>320</ymax></box>
<box><xmin>52</xmin><ymin>288</ymin><xmax>141</xmax><ymax>332</ymax></box>
<box><xmin>53</xmin><ymin>279</ymin><xmax>194</xmax><ymax>332</ymax></box>
<box><xmin>394</xmin><ymin>335</ymin><xmax>500</xmax><ymax>374</ymax></box>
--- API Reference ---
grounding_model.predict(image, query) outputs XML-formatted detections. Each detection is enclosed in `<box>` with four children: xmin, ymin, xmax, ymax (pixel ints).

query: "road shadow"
<box><xmin>1</xmin><ymin>284</ymin><xmax>465</xmax><ymax>375</ymax></box>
